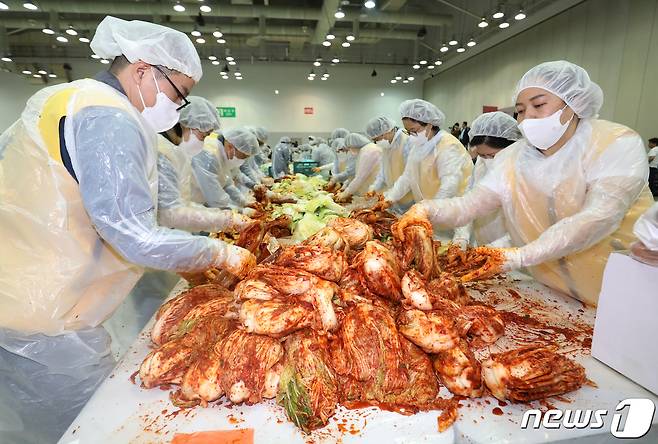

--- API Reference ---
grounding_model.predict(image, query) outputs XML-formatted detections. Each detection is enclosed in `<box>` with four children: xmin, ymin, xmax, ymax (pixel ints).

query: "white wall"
<box><xmin>0</xmin><ymin>61</ymin><xmax>422</xmax><ymax>139</ymax></box>
<box><xmin>423</xmin><ymin>0</ymin><xmax>658</xmax><ymax>142</ymax></box>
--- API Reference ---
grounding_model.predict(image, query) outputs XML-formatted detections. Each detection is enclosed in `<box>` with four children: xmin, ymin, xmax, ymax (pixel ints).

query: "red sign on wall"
<box><xmin>304</xmin><ymin>107</ymin><xmax>314</xmax><ymax>115</ymax></box>
<box><xmin>482</xmin><ymin>105</ymin><xmax>498</xmax><ymax>113</ymax></box>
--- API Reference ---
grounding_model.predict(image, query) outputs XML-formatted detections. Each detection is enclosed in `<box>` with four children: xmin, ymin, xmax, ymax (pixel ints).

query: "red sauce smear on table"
<box><xmin>492</xmin><ymin>407</ymin><xmax>504</xmax><ymax>416</ymax></box>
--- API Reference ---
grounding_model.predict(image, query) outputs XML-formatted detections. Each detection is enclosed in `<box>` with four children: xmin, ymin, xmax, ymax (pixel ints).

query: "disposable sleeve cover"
<box><xmin>72</xmin><ymin>106</ymin><xmax>222</xmax><ymax>272</ymax></box>
<box><xmin>634</xmin><ymin>202</ymin><xmax>658</xmax><ymax>250</ymax></box>
<box><xmin>434</xmin><ymin>143</ymin><xmax>470</xmax><ymax>199</ymax></box>
<box><xmin>344</xmin><ymin>148</ymin><xmax>381</xmax><ymax>195</ymax></box>
<box><xmin>418</xmin><ymin>185</ymin><xmax>503</xmax><ymax>229</ymax></box>
<box><xmin>190</xmin><ymin>150</ymin><xmax>233</xmax><ymax>208</ymax></box>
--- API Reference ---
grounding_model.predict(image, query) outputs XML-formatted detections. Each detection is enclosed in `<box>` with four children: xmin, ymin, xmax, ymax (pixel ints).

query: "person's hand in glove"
<box><xmin>261</xmin><ymin>177</ymin><xmax>274</xmax><ymax>187</ymax></box>
<box><xmin>393</xmin><ymin>204</ymin><xmax>430</xmax><ymax>241</ymax></box>
<box><xmin>630</xmin><ymin>241</ymin><xmax>658</xmax><ymax>267</ymax></box>
<box><xmin>336</xmin><ymin>191</ymin><xmax>352</xmax><ymax>203</ymax></box>
<box><xmin>451</xmin><ymin>237</ymin><xmax>469</xmax><ymax>251</ymax></box>
<box><xmin>214</xmin><ymin>243</ymin><xmax>256</xmax><ymax>279</ymax></box>
<box><xmin>459</xmin><ymin>247</ymin><xmax>522</xmax><ymax>282</ymax></box>
<box><xmin>242</xmin><ymin>207</ymin><xmax>259</xmax><ymax>218</ymax></box>
<box><xmin>231</xmin><ymin>213</ymin><xmax>254</xmax><ymax>230</ymax></box>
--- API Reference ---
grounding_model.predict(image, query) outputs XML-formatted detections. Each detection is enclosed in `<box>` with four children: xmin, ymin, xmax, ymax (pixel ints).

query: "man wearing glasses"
<box><xmin>0</xmin><ymin>16</ymin><xmax>255</xmax><ymax>444</ymax></box>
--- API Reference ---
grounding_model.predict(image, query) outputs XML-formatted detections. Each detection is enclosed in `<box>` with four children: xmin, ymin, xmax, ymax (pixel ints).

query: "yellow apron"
<box><xmin>413</xmin><ymin>131</ymin><xmax>473</xmax><ymax>201</ymax></box>
<box><xmin>382</xmin><ymin>131</ymin><xmax>408</xmax><ymax>189</ymax></box>
<box><xmin>351</xmin><ymin>142</ymin><xmax>383</xmax><ymax>196</ymax></box>
<box><xmin>0</xmin><ymin>79</ymin><xmax>155</xmax><ymax>334</ymax></box>
<box><xmin>471</xmin><ymin>158</ymin><xmax>508</xmax><ymax>245</ymax></box>
<box><xmin>505</xmin><ymin>120</ymin><xmax>653</xmax><ymax>306</ymax></box>
<box><xmin>157</xmin><ymin>135</ymin><xmax>193</xmax><ymax>202</ymax></box>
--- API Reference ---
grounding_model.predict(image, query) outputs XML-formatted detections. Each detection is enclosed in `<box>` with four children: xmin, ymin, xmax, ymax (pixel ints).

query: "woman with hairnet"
<box><xmin>240</xmin><ymin>126</ymin><xmax>268</xmax><ymax>185</ymax></box>
<box><xmin>193</xmin><ymin>127</ymin><xmax>260</xmax><ymax>208</ymax></box>
<box><xmin>334</xmin><ymin>133</ymin><xmax>383</xmax><ymax>203</ymax></box>
<box><xmin>451</xmin><ymin>112</ymin><xmax>522</xmax><ymax>248</ymax></box>
<box><xmin>384</xmin><ymin>99</ymin><xmax>473</xmax><ymax>236</ymax></box>
<box><xmin>158</xmin><ymin>96</ymin><xmax>252</xmax><ymax>232</ymax></box>
<box><xmin>398</xmin><ymin>60</ymin><xmax>653</xmax><ymax>306</ymax></box>
<box><xmin>311</xmin><ymin>142</ymin><xmax>338</xmax><ymax>180</ymax></box>
<box><xmin>365</xmin><ymin>116</ymin><xmax>412</xmax><ymax>193</ymax></box>
<box><xmin>0</xmin><ymin>16</ymin><xmax>256</xmax><ymax>444</ymax></box>
<box><xmin>331</xmin><ymin>137</ymin><xmax>348</xmax><ymax>175</ymax></box>
<box><xmin>272</xmin><ymin>136</ymin><xmax>292</xmax><ymax>179</ymax></box>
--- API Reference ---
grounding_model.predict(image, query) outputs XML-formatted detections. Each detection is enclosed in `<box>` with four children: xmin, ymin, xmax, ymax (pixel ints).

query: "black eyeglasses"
<box><xmin>152</xmin><ymin>65</ymin><xmax>190</xmax><ymax>111</ymax></box>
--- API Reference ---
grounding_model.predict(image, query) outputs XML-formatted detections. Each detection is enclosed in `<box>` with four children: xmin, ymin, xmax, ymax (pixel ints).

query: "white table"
<box><xmin>59</xmin><ymin>274</ymin><xmax>658</xmax><ymax>444</ymax></box>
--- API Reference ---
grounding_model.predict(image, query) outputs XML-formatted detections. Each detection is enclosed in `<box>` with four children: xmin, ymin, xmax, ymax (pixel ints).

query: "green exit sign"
<box><xmin>217</xmin><ymin>107</ymin><xmax>236</xmax><ymax>118</ymax></box>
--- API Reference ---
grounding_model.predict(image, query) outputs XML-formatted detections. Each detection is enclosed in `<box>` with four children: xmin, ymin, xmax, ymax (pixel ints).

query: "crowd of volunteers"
<box><xmin>0</xmin><ymin>15</ymin><xmax>656</xmax><ymax>444</ymax></box>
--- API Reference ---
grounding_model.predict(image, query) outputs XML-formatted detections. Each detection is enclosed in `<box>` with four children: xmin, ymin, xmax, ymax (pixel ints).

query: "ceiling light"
<box><xmin>234</xmin><ymin>71</ymin><xmax>241</xmax><ymax>76</ymax></box>
<box><xmin>79</xmin><ymin>36</ymin><xmax>90</xmax><ymax>43</ymax></box>
<box><xmin>191</xmin><ymin>30</ymin><xmax>202</xmax><ymax>37</ymax></box>
<box><xmin>341</xmin><ymin>42</ymin><xmax>350</xmax><ymax>47</ymax></box>
<box><xmin>200</xmin><ymin>5</ymin><xmax>211</xmax><ymax>13</ymax></box>
<box><xmin>196</xmin><ymin>37</ymin><xmax>206</xmax><ymax>44</ymax></box>
<box><xmin>440</xmin><ymin>45</ymin><xmax>448</xmax><ymax>52</ymax></box>
<box><xmin>0</xmin><ymin>2</ymin><xmax>8</xmax><ymax>10</ymax></box>
<box><xmin>492</xmin><ymin>4</ymin><xmax>504</xmax><ymax>19</ymax></box>
<box><xmin>322</xmin><ymin>41</ymin><xmax>331</xmax><ymax>47</ymax></box>
<box><xmin>65</xmin><ymin>27</ymin><xmax>77</xmax><ymax>36</ymax></box>
<box><xmin>499</xmin><ymin>21</ymin><xmax>510</xmax><ymax>28</ymax></box>
<box><xmin>323</xmin><ymin>73</ymin><xmax>330</xmax><ymax>78</ymax></box>
<box><xmin>419</xmin><ymin>60</ymin><xmax>427</xmax><ymax>65</ymax></box>
<box><xmin>456</xmin><ymin>47</ymin><xmax>465</xmax><ymax>53</ymax></box>
<box><xmin>515</xmin><ymin>10</ymin><xmax>526</xmax><ymax>20</ymax></box>
<box><xmin>380</xmin><ymin>92</ymin><xmax>384</xmax><ymax>97</ymax></box>
<box><xmin>173</xmin><ymin>2</ymin><xmax>185</xmax><ymax>12</ymax></box>
<box><xmin>434</xmin><ymin>60</ymin><xmax>442</xmax><ymax>65</ymax></box>
<box><xmin>478</xmin><ymin>18</ymin><xmax>489</xmax><ymax>28</ymax></box>
<box><xmin>313</xmin><ymin>60</ymin><xmax>321</xmax><ymax>67</ymax></box>
<box><xmin>275</xmin><ymin>90</ymin><xmax>279</xmax><ymax>94</ymax></box>
<box><xmin>208</xmin><ymin>55</ymin><xmax>217</xmax><ymax>60</ymax></box>
<box><xmin>226</xmin><ymin>56</ymin><xmax>234</xmax><ymax>61</ymax></box>
<box><xmin>212</xmin><ymin>60</ymin><xmax>220</xmax><ymax>65</ymax></box>
<box><xmin>321</xmin><ymin>77</ymin><xmax>328</xmax><ymax>81</ymax></box>
<box><xmin>33</xmin><ymin>74</ymin><xmax>41</xmax><ymax>78</ymax></box>
<box><xmin>364</xmin><ymin>0</ymin><xmax>376</xmax><ymax>9</ymax></box>
<box><xmin>467</xmin><ymin>39</ymin><xmax>477</xmax><ymax>47</ymax></box>
<box><xmin>49</xmin><ymin>73</ymin><xmax>57</xmax><ymax>78</ymax></box>
<box><xmin>412</xmin><ymin>64</ymin><xmax>420</xmax><ymax>69</ymax></box>
<box><xmin>326</xmin><ymin>33</ymin><xmax>335</xmax><ymax>40</ymax></box>
<box><xmin>42</xmin><ymin>27</ymin><xmax>55</xmax><ymax>35</ymax></box>
<box><xmin>91</xmin><ymin>54</ymin><xmax>101</xmax><ymax>59</ymax></box>
<box><xmin>308</xmin><ymin>76</ymin><xmax>314</xmax><ymax>80</ymax></box>
<box><xmin>213</xmin><ymin>30</ymin><xmax>223</xmax><ymax>38</ymax></box>
<box><xmin>390</xmin><ymin>79</ymin><xmax>397</xmax><ymax>84</ymax></box>
<box><xmin>56</xmin><ymin>35</ymin><xmax>68</xmax><ymax>43</ymax></box>
<box><xmin>38</xmin><ymin>69</ymin><xmax>47</xmax><ymax>75</ymax></box>
<box><xmin>1</xmin><ymin>57</ymin><xmax>12</xmax><ymax>62</ymax></box>
<box><xmin>402</xmin><ymin>79</ymin><xmax>409</xmax><ymax>84</ymax></box>
<box><xmin>228</xmin><ymin>60</ymin><xmax>236</xmax><ymax>65</ymax></box>
<box><xmin>23</xmin><ymin>2</ymin><xmax>38</xmax><ymax>10</ymax></box>
<box><xmin>408</xmin><ymin>76</ymin><xmax>414</xmax><ymax>81</ymax></box>
<box><xmin>334</xmin><ymin>8</ymin><xmax>345</xmax><ymax>19</ymax></box>
<box><xmin>217</xmin><ymin>38</ymin><xmax>226</xmax><ymax>44</ymax></box>
<box><xmin>22</xmin><ymin>70</ymin><xmax>32</xmax><ymax>75</ymax></box>
<box><xmin>332</xmin><ymin>58</ymin><xmax>340</xmax><ymax>63</ymax></box>
<box><xmin>346</xmin><ymin>34</ymin><xmax>355</xmax><ymax>42</ymax></box>
<box><xmin>371</xmin><ymin>69</ymin><xmax>378</xmax><ymax>77</ymax></box>
<box><xmin>427</xmin><ymin>65</ymin><xmax>435</xmax><ymax>69</ymax></box>
<box><xmin>395</xmin><ymin>74</ymin><xmax>402</xmax><ymax>80</ymax></box>
<box><xmin>449</xmin><ymin>39</ymin><xmax>458</xmax><ymax>46</ymax></box>
<box><xmin>100</xmin><ymin>59</ymin><xmax>110</xmax><ymax>64</ymax></box>
<box><xmin>236</xmin><ymin>77</ymin><xmax>243</xmax><ymax>80</ymax></box>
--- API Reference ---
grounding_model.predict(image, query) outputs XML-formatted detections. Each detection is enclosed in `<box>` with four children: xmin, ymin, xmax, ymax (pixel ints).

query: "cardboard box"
<box><xmin>592</xmin><ymin>252</ymin><xmax>658</xmax><ymax>395</ymax></box>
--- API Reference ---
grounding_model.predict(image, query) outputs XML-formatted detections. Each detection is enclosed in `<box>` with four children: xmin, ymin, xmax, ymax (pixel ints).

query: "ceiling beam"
<box><xmin>311</xmin><ymin>0</ymin><xmax>342</xmax><ymax>45</ymax></box>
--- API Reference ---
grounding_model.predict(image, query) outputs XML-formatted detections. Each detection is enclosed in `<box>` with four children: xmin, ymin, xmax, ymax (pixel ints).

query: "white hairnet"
<box><xmin>280</xmin><ymin>136</ymin><xmax>291</xmax><ymax>144</ymax></box>
<box><xmin>365</xmin><ymin>116</ymin><xmax>396</xmax><ymax>138</ymax></box>
<box><xmin>91</xmin><ymin>16</ymin><xmax>202</xmax><ymax>82</ymax></box>
<box><xmin>470</xmin><ymin>112</ymin><xmax>521</xmax><ymax>141</ymax></box>
<box><xmin>344</xmin><ymin>133</ymin><xmax>371</xmax><ymax>149</ymax></box>
<box><xmin>331</xmin><ymin>138</ymin><xmax>345</xmax><ymax>150</ymax></box>
<box><xmin>224</xmin><ymin>127</ymin><xmax>259</xmax><ymax>155</ymax></box>
<box><xmin>254</xmin><ymin>127</ymin><xmax>268</xmax><ymax>143</ymax></box>
<box><xmin>399</xmin><ymin>99</ymin><xmax>446</xmax><ymax>127</ymax></box>
<box><xmin>330</xmin><ymin>128</ymin><xmax>350</xmax><ymax>140</ymax></box>
<box><xmin>179</xmin><ymin>96</ymin><xmax>220</xmax><ymax>132</ymax></box>
<box><xmin>514</xmin><ymin>60</ymin><xmax>603</xmax><ymax>119</ymax></box>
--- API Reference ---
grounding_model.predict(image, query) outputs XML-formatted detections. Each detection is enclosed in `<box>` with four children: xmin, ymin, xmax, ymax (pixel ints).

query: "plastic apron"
<box><xmin>382</xmin><ymin>130</ymin><xmax>409</xmax><ymax>189</ymax></box>
<box><xmin>350</xmin><ymin>142</ymin><xmax>383</xmax><ymax>195</ymax></box>
<box><xmin>158</xmin><ymin>135</ymin><xmax>193</xmax><ymax>202</ymax></box>
<box><xmin>0</xmin><ymin>78</ymin><xmax>156</xmax><ymax>336</ymax></box>
<box><xmin>471</xmin><ymin>158</ymin><xmax>508</xmax><ymax>245</ymax></box>
<box><xmin>504</xmin><ymin>120</ymin><xmax>654</xmax><ymax>306</ymax></box>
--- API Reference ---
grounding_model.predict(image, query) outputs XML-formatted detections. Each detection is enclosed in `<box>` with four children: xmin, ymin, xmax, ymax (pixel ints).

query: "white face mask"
<box><xmin>138</xmin><ymin>68</ymin><xmax>181</xmax><ymax>133</ymax></box>
<box><xmin>409</xmin><ymin>126</ymin><xmax>430</xmax><ymax>147</ymax></box>
<box><xmin>178</xmin><ymin>132</ymin><xmax>204</xmax><ymax>157</ymax></box>
<box><xmin>376</xmin><ymin>139</ymin><xmax>392</xmax><ymax>150</ymax></box>
<box><xmin>518</xmin><ymin>105</ymin><xmax>574</xmax><ymax>150</ymax></box>
<box><xmin>227</xmin><ymin>157</ymin><xmax>246</xmax><ymax>169</ymax></box>
<box><xmin>480</xmin><ymin>157</ymin><xmax>495</xmax><ymax>170</ymax></box>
